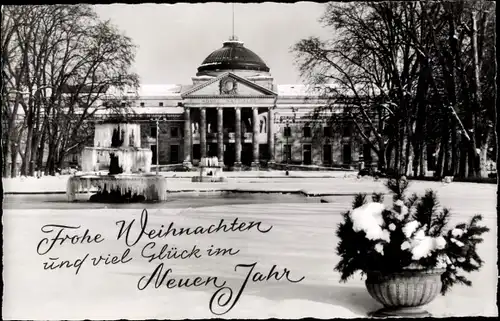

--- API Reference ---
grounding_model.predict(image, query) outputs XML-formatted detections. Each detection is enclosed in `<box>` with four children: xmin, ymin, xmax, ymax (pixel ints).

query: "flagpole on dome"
<box><xmin>230</xmin><ymin>3</ymin><xmax>238</xmax><ymax>42</ymax></box>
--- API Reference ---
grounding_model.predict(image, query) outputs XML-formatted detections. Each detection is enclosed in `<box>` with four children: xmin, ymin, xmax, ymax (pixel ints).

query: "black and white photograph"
<box><xmin>1</xmin><ymin>1</ymin><xmax>498</xmax><ymax>319</ymax></box>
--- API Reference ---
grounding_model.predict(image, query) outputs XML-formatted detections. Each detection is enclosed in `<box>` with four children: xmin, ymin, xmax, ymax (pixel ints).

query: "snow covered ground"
<box><xmin>3</xmin><ymin>172</ymin><xmax>352</xmax><ymax>194</ymax></box>
<box><xmin>2</xmin><ymin>172</ymin><xmax>496</xmax><ymax>197</ymax></box>
<box><xmin>2</xmin><ymin>175</ymin><xmax>497</xmax><ymax>319</ymax></box>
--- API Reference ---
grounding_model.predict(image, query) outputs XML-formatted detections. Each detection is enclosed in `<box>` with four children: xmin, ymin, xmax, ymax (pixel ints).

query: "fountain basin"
<box><xmin>192</xmin><ymin>163</ymin><xmax>226</xmax><ymax>182</ymax></box>
<box><xmin>67</xmin><ymin>174</ymin><xmax>167</xmax><ymax>202</ymax></box>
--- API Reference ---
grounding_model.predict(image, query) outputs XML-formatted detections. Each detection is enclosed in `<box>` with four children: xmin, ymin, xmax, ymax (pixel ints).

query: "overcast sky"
<box><xmin>93</xmin><ymin>3</ymin><xmax>332</xmax><ymax>85</ymax></box>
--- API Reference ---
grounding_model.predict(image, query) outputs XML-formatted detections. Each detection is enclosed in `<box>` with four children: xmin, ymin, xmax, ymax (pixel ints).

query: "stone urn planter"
<box><xmin>365</xmin><ymin>268</ymin><xmax>446</xmax><ymax>318</ymax></box>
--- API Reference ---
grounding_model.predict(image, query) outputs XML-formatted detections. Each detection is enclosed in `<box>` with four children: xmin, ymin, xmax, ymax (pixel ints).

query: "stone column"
<box><xmin>234</xmin><ymin>107</ymin><xmax>242</xmax><ymax>169</ymax></box>
<box><xmin>251</xmin><ymin>107</ymin><xmax>259</xmax><ymax>169</ymax></box>
<box><xmin>183</xmin><ymin>107</ymin><xmax>192</xmax><ymax>167</ymax></box>
<box><xmin>200</xmin><ymin>107</ymin><xmax>207</xmax><ymax>158</ymax></box>
<box><xmin>267</xmin><ymin>107</ymin><xmax>275</xmax><ymax>164</ymax></box>
<box><xmin>217</xmin><ymin>107</ymin><xmax>224</xmax><ymax>164</ymax></box>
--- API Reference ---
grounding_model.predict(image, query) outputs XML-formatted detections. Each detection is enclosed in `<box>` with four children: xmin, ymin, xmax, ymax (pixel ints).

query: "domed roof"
<box><xmin>197</xmin><ymin>39</ymin><xmax>270</xmax><ymax>74</ymax></box>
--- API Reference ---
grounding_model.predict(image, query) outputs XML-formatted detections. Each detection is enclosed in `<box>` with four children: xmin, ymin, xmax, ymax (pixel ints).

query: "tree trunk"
<box><xmin>436</xmin><ymin>140</ymin><xmax>445</xmax><ymax>178</ymax></box>
<box><xmin>477</xmin><ymin>119</ymin><xmax>492</xmax><ymax>178</ymax></box>
<box><xmin>420</xmin><ymin>141</ymin><xmax>428</xmax><ymax>177</ymax></box>
<box><xmin>36</xmin><ymin>129</ymin><xmax>46</xmax><ymax>173</ymax></box>
<box><xmin>478</xmin><ymin>133</ymin><xmax>490</xmax><ymax>178</ymax></box>
<box><xmin>386</xmin><ymin>143</ymin><xmax>393</xmax><ymax>170</ymax></box>
<box><xmin>10</xmin><ymin>141</ymin><xmax>19</xmax><ymax>178</ymax></box>
<box><xmin>45</xmin><ymin>142</ymin><xmax>56</xmax><ymax>176</ymax></box>
<box><xmin>405</xmin><ymin>137</ymin><xmax>413</xmax><ymax>176</ymax></box>
<box><xmin>29</xmin><ymin>126</ymin><xmax>38</xmax><ymax>176</ymax></box>
<box><xmin>377</xmin><ymin>150</ymin><xmax>387</xmax><ymax>171</ymax></box>
<box><xmin>444</xmin><ymin>139</ymin><xmax>452</xmax><ymax>176</ymax></box>
<box><xmin>57</xmin><ymin>151</ymin><xmax>66</xmax><ymax>171</ymax></box>
<box><xmin>413</xmin><ymin>52</ymin><xmax>430</xmax><ymax>178</ymax></box>
<box><xmin>436</xmin><ymin>115</ymin><xmax>450</xmax><ymax>177</ymax></box>
<box><xmin>449</xmin><ymin>119</ymin><xmax>458</xmax><ymax>176</ymax></box>
<box><xmin>467</xmin><ymin>144</ymin><xmax>477</xmax><ymax>178</ymax></box>
<box><xmin>413</xmin><ymin>140</ymin><xmax>420</xmax><ymax>177</ymax></box>
<box><xmin>394</xmin><ymin>137</ymin><xmax>400</xmax><ymax>175</ymax></box>
<box><xmin>3</xmin><ymin>134</ymin><xmax>10</xmax><ymax>177</ymax></box>
<box><xmin>375</xmin><ymin>138</ymin><xmax>387</xmax><ymax>171</ymax></box>
<box><xmin>400</xmin><ymin>127</ymin><xmax>407</xmax><ymax>176</ymax></box>
<box><xmin>21</xmin><ymin>117</ymin><xmax>33</xmax><ymax>176</ymax></box>
<box><xmin>458</xmin><ymin>137</ymin><xmax>468</xmax><ymax>177</ymax></box>
<box><xmin>457</xmin><ymin>135</ymin><xmax>466</xmax><ymax>177</ymax></box>
<box><xmin>470</xmin><ymin>10</ymin><xmax>482</xmax><ymax>178</ymax></box>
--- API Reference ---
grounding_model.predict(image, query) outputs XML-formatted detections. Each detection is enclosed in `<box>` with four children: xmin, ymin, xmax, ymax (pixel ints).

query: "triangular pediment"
<box><xmin>181</xmin><ymin>72</ymin><xmax>277</xmax><ymax>98</ymax></box>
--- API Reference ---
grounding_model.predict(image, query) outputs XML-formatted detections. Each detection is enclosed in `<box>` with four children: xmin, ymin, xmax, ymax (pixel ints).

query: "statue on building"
<box><xmin>259</xmin><ymin>115</ymin><xmax>267</xmax><ymax>133</ymax></box>
<box><xmin>192</xmin><ymin>122</ymin><xmax>199</xmax><ymax>134</ymax></box>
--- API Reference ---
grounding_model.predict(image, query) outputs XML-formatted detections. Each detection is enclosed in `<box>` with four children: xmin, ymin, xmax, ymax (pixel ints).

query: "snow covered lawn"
<box><xmin>2</xmin><ymin>173</ymin><xmax>497</xmax><ymax>200</ymax></box>
<box><xmin>2</xmin><ymin>170</ymin><xmax>355</xmax><ymax>192</ymax></box>
<box><xmin>3</xmin><ymin>199</ymin><xmax>497</xmax><ymax>319</ymax></box>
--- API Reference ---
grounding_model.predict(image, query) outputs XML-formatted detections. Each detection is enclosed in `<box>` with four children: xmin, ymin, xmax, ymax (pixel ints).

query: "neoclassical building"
<box><xmin>97</xmin><ymin>37</ymin><xmax>375</xmax><ymax>170</ymax></box>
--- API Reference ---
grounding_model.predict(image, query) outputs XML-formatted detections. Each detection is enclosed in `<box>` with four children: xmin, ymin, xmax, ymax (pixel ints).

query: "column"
<box><xmin>183</xmin><ymin>107</ymin><xmax>192</xmax><ymax>166</ymax></box>
<box><xmin>234</xmin><ymin>107</ymin><xmax>242</xmax><ymax>168</ymax></box>
<box><xmin>200</xmin><ymin>107</ymin><xmax>207</xmax><ymax>158</ymax></box>
<box><xmin>267</xmin><ymin>107</ymin><xmax>275</xmax><ymax>164</ymax></box>
<box><xmin>251</xmin><ymin>107</ymin><xmax>259</xmax><ymax>168</ymax></box>
<box><xmin>217</xmin><ymin>107</ymin><xmax>224</xmax><ymax>164</ymax></box>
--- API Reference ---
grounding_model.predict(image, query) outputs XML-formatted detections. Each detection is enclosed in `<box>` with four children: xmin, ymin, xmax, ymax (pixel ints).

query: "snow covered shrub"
<box><xmin>335</xmin><ymin>176</ymin><xmax>490</xmax><ymax>295</ymax></box>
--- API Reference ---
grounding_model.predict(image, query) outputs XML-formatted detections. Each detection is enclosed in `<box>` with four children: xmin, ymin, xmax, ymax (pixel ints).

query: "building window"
<box><xmin>170</xmin><ymin>127</ymin><xmax>179</xmax><ymax>138</ymax></box>
<box><xmin>284</xmin><ymin>127</ymin><xmax>291</xmax><ymax>137</ymax></box>
<box><xmin>343</xmin><ymin>123</ymin><xmax>352</xmax><ymax>137</ymax></box>
<box><xmin>159</xmin><ymin>102</ymin><xmax>164</xmax><ymax>107</ymax></box>
<box><xmin>303</xmin><ymin>144</ymin><xmax>312</xmax><ymax>165</ymax></box>
<box><xmin>140</xmin><ymin>102</ymin><xmax>145</xmax><ymax>107</ymax></box>
<box><xmin>150</xmin><ymin>126</ymin><xmax>157</xmax><ymax>138</ymax></box>
<box><xmin>343</xmin><ymin>144</ymin><xmax>352</xmax><ymax>165</ymax></box>
<box><xmin>323</xmin><ymin>127</ymin><xmax>333</xmax><ymax>137</ymax></box>
<box><xmin>303</xmin><ymin>126</ymin><xmax>311</xmax><ymax>138</ymax></box>
<box><xmin>170</xmin><ymin>145</ymin><xmax>179</xmax><ymax>163</ymax></box>
<box><xmin>323</xmin><ymin>144</ymin><xmax>332</xmax><ymax>164</ymax></box>
<box><xmin>283</xmin><ymin>144</ymin><xmax>292</xmax><ymax>162</ymax></box>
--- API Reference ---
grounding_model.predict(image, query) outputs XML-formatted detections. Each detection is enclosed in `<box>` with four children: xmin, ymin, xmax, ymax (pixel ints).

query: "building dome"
<box><xmin>197</xmin><ymin>38</ymin><xmax>270</xmax><ymax>75</ymax></box>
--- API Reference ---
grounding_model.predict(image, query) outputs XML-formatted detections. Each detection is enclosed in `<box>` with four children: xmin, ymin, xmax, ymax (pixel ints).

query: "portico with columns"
<box><xmin>180</xmin><ymin>71</ymin><xmax>277</xmax><ymax>169</ymax></box>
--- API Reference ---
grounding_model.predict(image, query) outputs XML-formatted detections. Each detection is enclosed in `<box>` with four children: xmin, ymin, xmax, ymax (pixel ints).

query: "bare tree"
<box><xmin>293</xmin><ymin>1</ymin><xmax>496</xmax><ymax>178</ymax></box>
<box><xmin>1</xmin><ymin>5</ymin><xmax>139</xmax><ymax>177</ymax></box>
<box><xmin>293</xmin><ymin>2</ymin><xmax>424</xmax><ymax>174</ymax></box>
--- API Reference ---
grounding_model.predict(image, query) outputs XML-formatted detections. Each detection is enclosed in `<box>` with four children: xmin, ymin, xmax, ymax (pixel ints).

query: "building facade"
<box><xmin>99</xmin><ymin>38</ymin><xmax>376</xmax><ymax>170</ymax></box>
